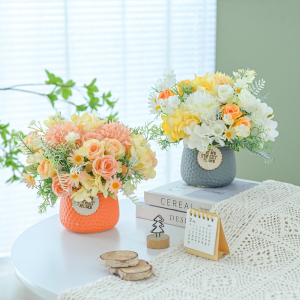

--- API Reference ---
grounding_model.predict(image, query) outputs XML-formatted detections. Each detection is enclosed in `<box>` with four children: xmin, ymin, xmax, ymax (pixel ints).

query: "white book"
<box><xmin>144</xmin><ymin>178</ymin><xmax>259</xmax><ymax>212</ymax></box>
<box><xmin>136</xmin><ymin>202</ymin><xmax>187</xmax><ymax>228</ymax></box>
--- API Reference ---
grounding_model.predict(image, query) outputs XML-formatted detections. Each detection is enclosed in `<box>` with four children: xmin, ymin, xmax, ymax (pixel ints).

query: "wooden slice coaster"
<box><xmin>147</xmin><ymin>233</ymin><xmax>170</xmax><ymax>249</ymax></box>
<box><xmin>100</xmin><ymin>250</ymin><xmax>139</xmax><ymax>268</ymax></box>
<box><xmin>109</xmin><ymin>260</ymin><xmax>153</xmax><ymax>281</ymax></box>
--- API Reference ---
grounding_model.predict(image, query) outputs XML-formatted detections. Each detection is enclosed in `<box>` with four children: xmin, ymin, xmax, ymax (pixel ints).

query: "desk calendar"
<box><xmin>184</xmin><ymin>208</ymin><xmax>230</xmax><ymax>261</ymax></box>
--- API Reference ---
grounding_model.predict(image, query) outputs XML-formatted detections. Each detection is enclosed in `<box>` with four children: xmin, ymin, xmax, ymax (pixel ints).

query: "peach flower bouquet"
<box><xmin>147</xmin><ymin>68</ymin><xmax>278</xmax><ymax>160</ymax></box>
<box><xmin>17</xmin><ymin>112</ymin><xmax>157</xmax><ymax>213</ymax></box>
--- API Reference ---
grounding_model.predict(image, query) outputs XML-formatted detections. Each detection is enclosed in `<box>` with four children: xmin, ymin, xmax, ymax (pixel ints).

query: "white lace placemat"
<box><xmin>59</xmin><ymin>180</ymin><xmax>300</xmax><ymax>300</ymax></box>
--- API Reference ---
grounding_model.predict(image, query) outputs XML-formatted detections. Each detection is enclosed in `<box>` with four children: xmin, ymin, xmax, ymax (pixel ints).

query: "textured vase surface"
<box><xmin>180</xmin><ymin>146</ymin><xmax>236</xmax><ymax>187</ymax></box>
<box><xmin>60</xmin><ymin>193</ymin><xmax>119</xmax><ymax>233</ymax></box>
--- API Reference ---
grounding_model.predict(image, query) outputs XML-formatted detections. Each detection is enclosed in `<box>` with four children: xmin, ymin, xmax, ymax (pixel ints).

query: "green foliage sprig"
<box><xmin>132</xmin><ymin>121</ymin><xmax>180</xmax><ymax>150</ymax></box>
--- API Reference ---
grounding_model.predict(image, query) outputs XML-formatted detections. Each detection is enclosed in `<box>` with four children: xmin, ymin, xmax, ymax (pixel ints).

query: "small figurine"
<box><xmin>147</xmin><ymin>214</ymin><xmax>170</xmax><ymax>249</ymax></box>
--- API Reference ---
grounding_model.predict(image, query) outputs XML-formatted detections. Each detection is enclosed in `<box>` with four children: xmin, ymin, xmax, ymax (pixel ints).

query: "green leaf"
<box><xmin>89</xmin><ymin>96</ymin><xmax>100</xmax><ymax>110</ymax></box>
<box><xmin>24</xmin><ymin>164</ymin><xmax>38</xmax><ymax>175</ymax></box>
<box><xmin>65</xmin><ymin>79</ymin><xmax>76</xmax><ymax>87</ymax></box>
<box><xmin>47</xmin><ymin>93</ymin><xmax>58</xmax><ymax>107</ymax></box>
<box><xmin>45</xmin><ymin>70</ymin><xmax>63</xmax><ymax>85</ymax></box>
<box><xmin>76</xmin><ymin>104</ymin><xmax>88</xmax><ymax>112</ymax></box>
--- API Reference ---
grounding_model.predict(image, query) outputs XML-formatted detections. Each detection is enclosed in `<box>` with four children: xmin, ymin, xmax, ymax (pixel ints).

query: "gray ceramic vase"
<box><xmin>180</xmin><ymin>146</ymin><xmax>236</xmax><ymax>187</ymax></box>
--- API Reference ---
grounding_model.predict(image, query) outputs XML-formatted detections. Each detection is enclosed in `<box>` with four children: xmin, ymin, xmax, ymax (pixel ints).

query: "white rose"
<box><xmin>238</xmin><ymin>89</ymin><xmax>259</xmax><ymax>110</ymax></box>
<box><xmin>168</xmin><ymin>95</ymin><xmax>180</xmax><ymax>108</ymax></box>
<box><xmin>216</xmin><ymin>84</ymin><xmax>234</xmax><ymax>102</ymax></box>
<box><xmin>248</xmin><ymin>102</ymin><xmax>273</xmax><ymax>126</ymax></box>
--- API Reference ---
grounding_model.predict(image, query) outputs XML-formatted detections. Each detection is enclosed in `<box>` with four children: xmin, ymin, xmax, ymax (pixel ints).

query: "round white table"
<box><xmin>11</xmin><ymin>199</ymin><xmax>185</xmax><ymax>300</ymax></box>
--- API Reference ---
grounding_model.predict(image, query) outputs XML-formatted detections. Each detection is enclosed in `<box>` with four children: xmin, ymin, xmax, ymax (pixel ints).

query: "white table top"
<box><xmin>11</xmin><ymin>199</ymin><xmax>185</xmax><ymax>300</ymax></box>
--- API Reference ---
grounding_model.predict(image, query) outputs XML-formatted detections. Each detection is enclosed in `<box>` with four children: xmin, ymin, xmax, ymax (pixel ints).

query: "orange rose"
<box><xmin>37</xmin><ymin>159</ymin><xmax>56</xmax><ymax>179</ymax></box>
<box><xmin>92</xmin><ymin>155</ymin><xmax>118</xmax><ymax>179</ymax></box>
<box><xmin>83</xmin><ymin>139</ymin><xmax>105</xmax><ymax>160</ymax></box>
<box><xmin>104</xmin><ymin>138</ymin><xmax>125</xmax><ymax>159</ymax></box>
<box><xmin>158</xmin><ymin>89</ymin><xmax>175</xmax><ymax>100</ymax></box>
<box><xmin>234</xmin><ymin>117</ymin><xmax>251</xmax><ymax>129</ymax></box>
<box><xmin>222</xmin><ymin>104</ymin><xmax>242</xmax><ymax>120</ymax></box>
<box><xmin>52</xmin><ymin>176</ymin><xmax>72</xmax><ymax>197</ymax></box>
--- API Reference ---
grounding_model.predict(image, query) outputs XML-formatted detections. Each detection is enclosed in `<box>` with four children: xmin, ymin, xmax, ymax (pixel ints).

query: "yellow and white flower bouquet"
<box><xmin>145</xmin><ymin>68</ymin><xmax>278</xmax><ymax>160</ymax></box>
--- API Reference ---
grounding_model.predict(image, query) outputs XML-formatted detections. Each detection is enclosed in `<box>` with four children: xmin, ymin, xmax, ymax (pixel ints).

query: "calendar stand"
<box><xmin>185</xmin><ymin>209</ymin><xmax>230</xmax><ymax>261</ymax></box>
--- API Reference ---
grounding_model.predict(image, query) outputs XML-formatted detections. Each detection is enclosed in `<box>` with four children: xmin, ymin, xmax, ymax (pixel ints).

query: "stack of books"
<box><xmin>136</xmin><ymin>179</ymin><xmax>258</xmax><ymax>228</ymax></box>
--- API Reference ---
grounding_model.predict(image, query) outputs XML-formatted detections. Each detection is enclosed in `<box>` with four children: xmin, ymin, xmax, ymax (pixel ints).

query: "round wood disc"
<box><xmin>197</xmin><ymin>147</ymin><xmax>222</xmax><ymax>170</ymax></box>
<box><xmin>147</xmin><ymin>233</ymin><xmax>170</xmax><ymax>249</ymax></box>
<box><xmin>100</xmin><ymin>250</ymin><xmax>139</xmax><ymax>268</ymax></box>
<box><xmin>109</xmin><ymin>260</ymin><xmax>153</xmax><ymax>281</ymax></box>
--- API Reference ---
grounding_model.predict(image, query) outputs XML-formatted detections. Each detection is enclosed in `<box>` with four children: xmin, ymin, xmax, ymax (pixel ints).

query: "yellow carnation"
<box><xmin>192</xmin><ymin>73</ymin><xmax>215</xmax><ymax>94</ymax></box>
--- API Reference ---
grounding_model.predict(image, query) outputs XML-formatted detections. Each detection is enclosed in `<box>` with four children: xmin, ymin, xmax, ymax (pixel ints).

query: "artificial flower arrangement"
<box><xmin>146</xmin><ymin>68</ymin><xmax>278</xmax><ymax>160</ymax></box>
<box><xmin>18</xmin><ymin>112</ymin><xmax>157</xmax><ymax>213</ymax></box>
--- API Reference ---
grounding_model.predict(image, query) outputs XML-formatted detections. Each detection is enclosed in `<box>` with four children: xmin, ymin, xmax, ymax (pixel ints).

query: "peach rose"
<box><xmin>158</xmin><ymin>89</ymin><xmax>176</xmax><ymax>100</ymax></box>
<box><xmin>83</xmin><ymin>139</ymin><xmax>105</xmax><ymax>160</ymax></box>
<box><xmin>92</xmin><ymin>155</ymin><xmax>118</xmax><ymax>179</ymax></box>
<box><xmin>104</xmin><ymin>138</ymin><xmax>125</xmax><ymax>159</ymax></box>
<box><xmin>234</xmin><ymin>117</ymin><xmax>251</xmax><ymax>129</ymax></box>
<box><xmin>222</xmin><ymin>104</ymin><xmax>242</xmax><ymax>120</ymax></box>
<box><xmin>52</xmin><ymin>176</ymin><xmax>72</xmax><ymax>197</ymax></box>
<box><xmin>37</xmin><ymin>159</ymin><xmax>56</xmax><ymax>179</ymax></box>
<box><xmin>81</xmin><ymin>132</ymin><xmax>103</xmax><ymax>143</ymax></box>
<box><xmin>144</xmin><ymin>150</ymin><xmax>158</xmax><ymax>168</ymax></box>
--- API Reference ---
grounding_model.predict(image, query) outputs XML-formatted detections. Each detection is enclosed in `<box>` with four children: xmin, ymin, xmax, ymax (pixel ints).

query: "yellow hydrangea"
<box><xmin>161</xmin><ymin>104</ymin><xmax>200</xmax><ymax>142</ymax></box>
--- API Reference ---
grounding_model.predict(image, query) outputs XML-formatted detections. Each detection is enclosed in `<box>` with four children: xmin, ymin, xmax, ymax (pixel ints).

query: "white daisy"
<box><xmin>224</xmin><ymin>127</ymin><xmax>236</xmax><ymax>141</ymax></box>
<box><xmin>185</xmin><ymin>90</ymin><xmax>219</xmax><ymax>122</ymax></box>
<box><xmin>148</xmin><ymin>93</ymin><xmax>162</xmax><ymax>114</ymax></box>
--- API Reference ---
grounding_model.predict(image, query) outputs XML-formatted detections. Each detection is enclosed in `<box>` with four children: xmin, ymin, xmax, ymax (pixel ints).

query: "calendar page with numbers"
<box><xmin>184</xmin><ymin>210</ymin><xmax>218</xmax><ymax>256</ymax></box>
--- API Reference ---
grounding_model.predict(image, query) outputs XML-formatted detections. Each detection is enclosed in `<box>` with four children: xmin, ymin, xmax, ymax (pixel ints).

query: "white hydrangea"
<box><xmin>263</xmin><ymin>119</ymin><xmax>279</xmax><ymax>142</ymax></box>
<box><xmin>210</xmin><ymin>120</ymin><xmax>226</xmax><ymax>146</ymax></box>
<box><xmin>223</xmin><ymin>113</ymin><xmax>234</xmax><ymax>125</ymax></box>
<box><xmin>235</xmin><ymin>124</ymin><xmax>250</xmax><ymax>138</ymax></box>
<box><xmin>185</xmin><ymin>90</ymin><xmax>219</xmax><ymax>122</ymax></box>
<box><xmin>248</xmin><ymin>102</ymin><xmax>273</xmax><ymax>126</ymax></box>
<box><xmin>183</xmin><ymin>123</ymin><xmax>212</xmax><ymax>153</ymax></box>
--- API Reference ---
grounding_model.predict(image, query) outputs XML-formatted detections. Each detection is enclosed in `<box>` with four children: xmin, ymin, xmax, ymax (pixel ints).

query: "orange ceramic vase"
<box><xmin>59</xmin><ymin>193</ymin><xmax>119</xmax><ymax>233</ymax></box>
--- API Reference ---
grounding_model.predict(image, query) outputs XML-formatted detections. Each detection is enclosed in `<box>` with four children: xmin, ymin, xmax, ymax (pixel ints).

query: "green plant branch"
<box><xmin>0</xmin><ymin>69</ymin><xmax>118</xmax><ymax>184</ymax></box>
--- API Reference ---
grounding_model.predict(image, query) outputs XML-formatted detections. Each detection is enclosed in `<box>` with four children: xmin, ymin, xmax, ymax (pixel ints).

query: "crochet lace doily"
<box><xmin>59</xmin><ymin>180</ymin><xmax>300</xmax><ymax>300</ymax></box>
